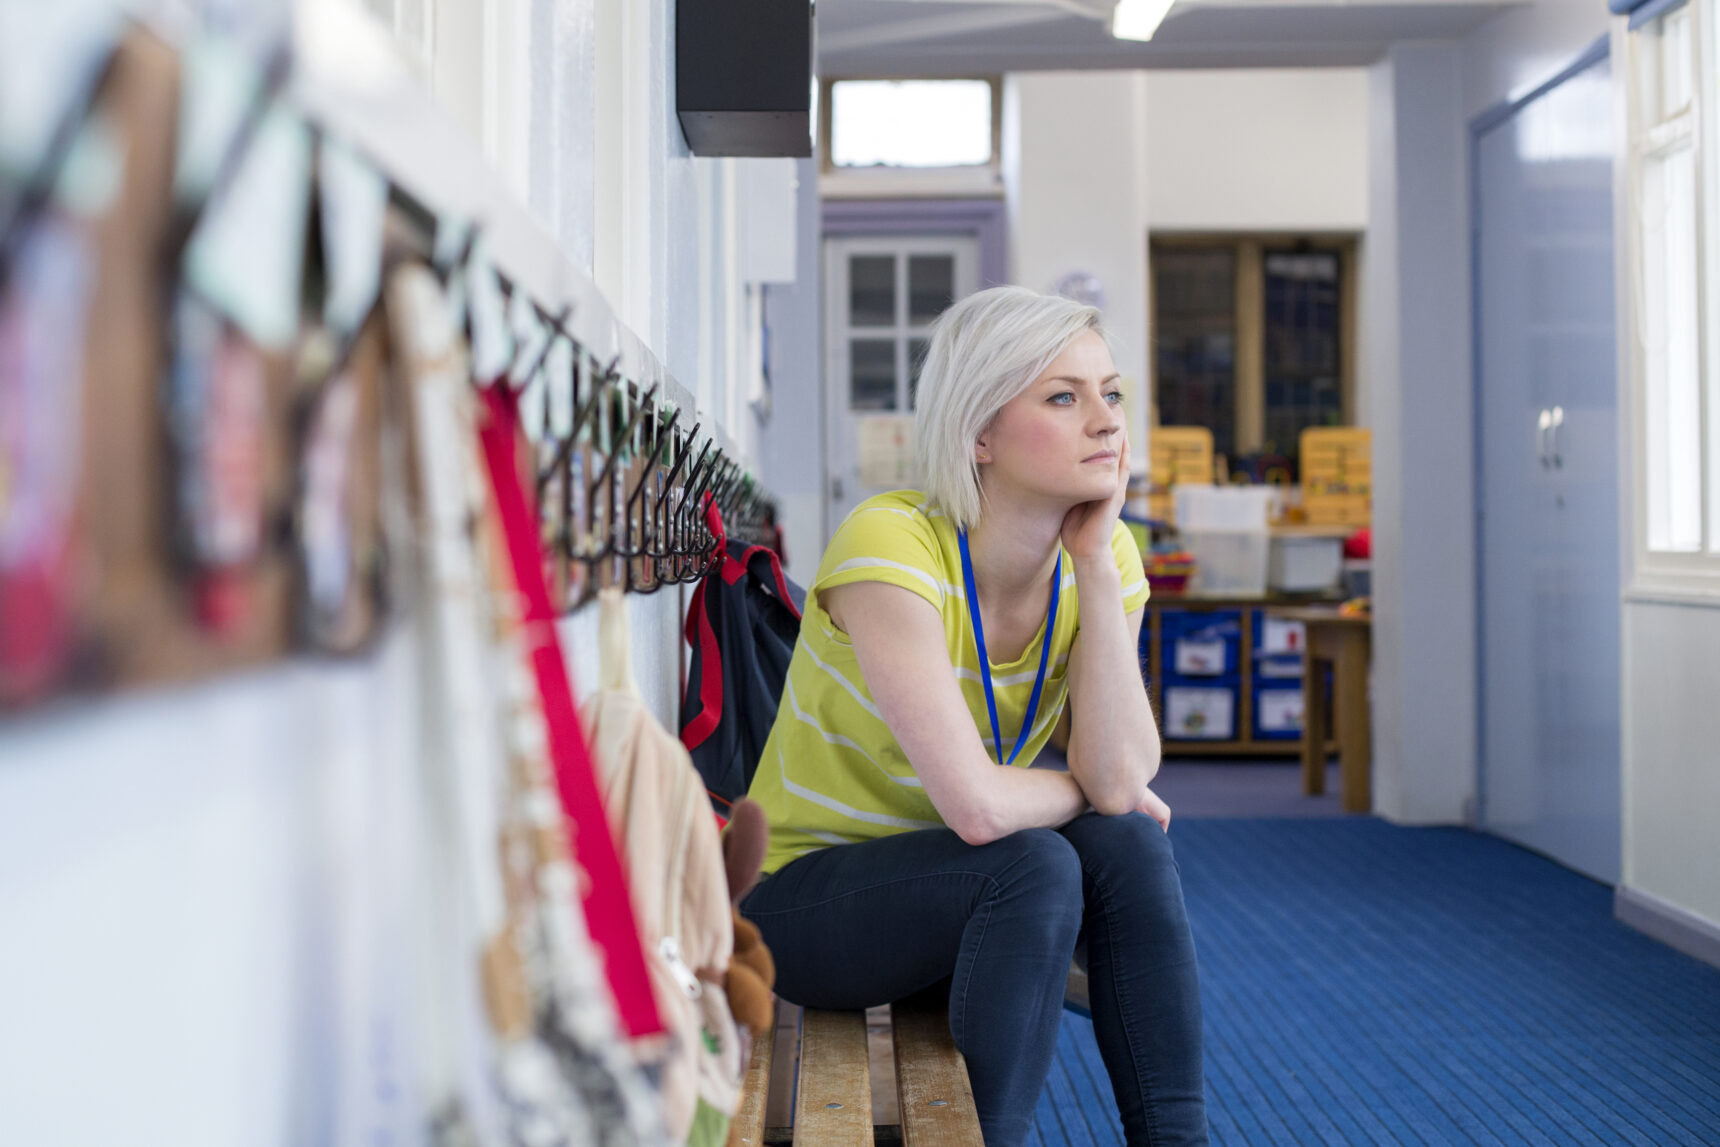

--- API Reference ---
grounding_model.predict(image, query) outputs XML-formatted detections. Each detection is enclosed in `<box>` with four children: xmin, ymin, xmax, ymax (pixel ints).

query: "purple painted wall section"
<box><xmin>820</xmin><ymin>199</ymin><xmax>1010</xmax><ymax>289</ymax></box>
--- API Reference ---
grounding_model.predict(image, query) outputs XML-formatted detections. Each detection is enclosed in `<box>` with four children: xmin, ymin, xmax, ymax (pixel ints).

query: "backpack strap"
<box><xmin>680</xmin><ymin>498</ymin><xmax>729</xmax><ymax>753</ymax></box>
<box><xmin>735</xmin><ymin>543</ymin><xmax>802</xmax><ymax>621</ymax></box>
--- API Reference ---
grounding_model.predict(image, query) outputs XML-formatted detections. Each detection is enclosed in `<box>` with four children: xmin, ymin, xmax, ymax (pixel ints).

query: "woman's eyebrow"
<box><xmin>1042</xmin><ymin>373</ymin><xmax>1123</xmax><ymax>385</ymax></box>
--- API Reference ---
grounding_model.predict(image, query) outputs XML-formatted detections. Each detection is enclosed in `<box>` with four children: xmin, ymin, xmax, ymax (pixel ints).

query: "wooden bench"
<box><xmin>726</xmin><ymin>994</ymin><xmax>984</xmax><ymax>1147</ymax></box>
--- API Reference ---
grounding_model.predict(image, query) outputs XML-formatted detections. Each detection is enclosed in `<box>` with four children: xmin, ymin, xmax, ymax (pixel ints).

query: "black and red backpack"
<box><xmin>679</xmin><ymin>504</ymin><xmax>805</xmax><ymax>817</ymax></box>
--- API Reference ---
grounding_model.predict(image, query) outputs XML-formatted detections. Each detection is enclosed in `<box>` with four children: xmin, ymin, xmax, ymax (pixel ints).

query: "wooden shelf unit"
<box><xmin>1143</xmin><ymin>594</ymin><xmax>1341</xmax><ymax>757</ymax></box>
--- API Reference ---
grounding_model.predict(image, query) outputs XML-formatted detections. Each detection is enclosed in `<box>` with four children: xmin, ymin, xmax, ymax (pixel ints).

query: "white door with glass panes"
<box><xmin>824</xmin><ymin>236</ymin><xmax>979</xmax><ymax>534</ymax></box>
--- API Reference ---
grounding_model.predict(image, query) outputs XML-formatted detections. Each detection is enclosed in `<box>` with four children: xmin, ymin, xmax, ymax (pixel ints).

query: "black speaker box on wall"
<box><xmin>677</xmin><ymin>0</ymin><xmax>814</xmax><ymax>157</ymax></box>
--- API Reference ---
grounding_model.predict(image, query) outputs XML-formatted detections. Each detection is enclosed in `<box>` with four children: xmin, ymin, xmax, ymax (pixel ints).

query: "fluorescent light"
<box><xmin>1112</xmin><ymin>0</ymin><xmax>1175</xmax><ymax>41</ymax></box>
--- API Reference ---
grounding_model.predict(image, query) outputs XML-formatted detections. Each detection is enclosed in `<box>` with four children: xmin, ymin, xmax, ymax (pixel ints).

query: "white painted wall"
<box><xmin>759</xmin><ymin>156</ymin><xmax>826</xmax><ymax>585</ymax></box>
<box><xmin>1620</xmin><ymin>602</ymin><xmax>1720</xmax><ymax>926</ymax></box>
<box><xmin>1364</xmin><ymin>42</ymin><xmax>1477</xmax><ymax>826</ymax></box>
<box><xmin>1004</xmin><ymin>71</ymin><xmax>1153</xmax><ymax>444</ymax></box>
<box><xmin>0</xmin><ymin>0</ymin><xmax>774</xmax><ymax>1138</ymax></box>
<box><xmin>1143</xmin><ymin>68</ymin><xmax>1370</xmax><ymax>233</ymax></box>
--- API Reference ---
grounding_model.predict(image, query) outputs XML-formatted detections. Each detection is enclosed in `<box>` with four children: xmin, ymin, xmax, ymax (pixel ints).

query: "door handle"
<box><xmin>1549</xmin><ymin>405</ymin><xmax>1564</xmax><ymax>470</ymax></box>
<box><xmin>1536</xmin><ymin>408</ymin><xmax>1553</xmax><ymax>470</ymax></box>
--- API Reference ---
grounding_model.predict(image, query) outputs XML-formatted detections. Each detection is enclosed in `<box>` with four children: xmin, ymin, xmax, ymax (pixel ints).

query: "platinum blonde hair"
<box><xmin>913</xmin><ymin>285</ymin><xmax>1105</xmax><ymax>530</ymax></box>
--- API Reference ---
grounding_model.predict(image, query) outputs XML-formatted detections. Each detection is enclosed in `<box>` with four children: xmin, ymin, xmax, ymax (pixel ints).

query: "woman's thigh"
<box><xmin>740</xmin><ymin>826</ymin><xmax>1079</xmax><ymax>1011</ymax></box>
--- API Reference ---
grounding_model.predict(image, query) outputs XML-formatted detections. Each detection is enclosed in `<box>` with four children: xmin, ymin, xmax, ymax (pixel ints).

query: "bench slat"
<box><xmin>794</xmin><ymin>1009</ymin><xmax>874</xmax><ymax>1147</ymax></box>
<box><xmin>890</xmin><ymin>998</ymin><xmax>984</xmax><ymax>1147</ymax></box>
<box><xmin>726</xmin><ymin>1005</ymin><xmax>777</xmax><ymax>1147</ymax></box>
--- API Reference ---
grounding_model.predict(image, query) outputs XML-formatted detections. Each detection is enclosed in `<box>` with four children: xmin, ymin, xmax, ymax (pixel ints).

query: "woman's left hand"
<box><xmin>1060</xmin><ymin>429</ymin><xmax>1130</xmax><ymax>562</ymax></box>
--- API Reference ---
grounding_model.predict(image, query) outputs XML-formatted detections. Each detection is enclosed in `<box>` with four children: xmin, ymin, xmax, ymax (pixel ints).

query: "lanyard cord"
<box><xmin>957</xmin><ymin>529</ymin><xmax>1062</xmax><ymax>766</ymax></box>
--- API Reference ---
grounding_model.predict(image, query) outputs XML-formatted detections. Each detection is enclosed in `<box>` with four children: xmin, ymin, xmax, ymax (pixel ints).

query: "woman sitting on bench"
<box><xmin>741</xmin><ymin>285</ymin><xmax>1209</xmax><ymax>1147</ymax></box>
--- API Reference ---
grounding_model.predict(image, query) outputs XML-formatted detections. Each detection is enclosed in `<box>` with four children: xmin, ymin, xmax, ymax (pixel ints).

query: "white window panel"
<box><xmin>831</xmin><ymin>80</ymin><xmax>993</xmax><ymax>168</ymax></box>
<box><xmin>1642</xmin><ymin>141</ymin><xmax>1704</xmax><ymax>552</ymax></box>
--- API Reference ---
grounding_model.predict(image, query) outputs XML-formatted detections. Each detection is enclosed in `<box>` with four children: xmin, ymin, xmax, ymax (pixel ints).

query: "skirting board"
<box><xmin>1615</xmin><ymin>885</ymin><xmax>1720</xmax><ymax>971</ymax></box>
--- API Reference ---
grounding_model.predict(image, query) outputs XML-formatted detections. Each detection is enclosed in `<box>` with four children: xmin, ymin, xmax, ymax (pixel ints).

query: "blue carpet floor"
<box><xmin>1031</xmin><ymin>819</ymin><xmax>1720</xmax><ymax>1146</ymax></box>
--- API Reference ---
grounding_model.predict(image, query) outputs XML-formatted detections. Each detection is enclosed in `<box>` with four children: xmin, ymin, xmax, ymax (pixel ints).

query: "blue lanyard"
<box><xmin>957</xmin><ymin>529</ymin><xmax>1061</xmax><ymax>766</ymax></box>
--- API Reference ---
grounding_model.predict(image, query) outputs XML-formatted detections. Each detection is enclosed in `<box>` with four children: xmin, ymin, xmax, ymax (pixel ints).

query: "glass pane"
<box><xmin>1643</xmin><ymin>144</ymin><xmax>1702</xmax><ymax>552</ymax></box>
<box><xmin>908</xmin><ymin>256</ymin><xmax>955</xmax><ymax>325</ymax></box>
<box><xmin>1660</xmin><ymin>6</ymin><xmax>1693</xmax><ymax>119</ymax></box>
<box><xmin>849</xmin><ymin>255</ymin><xmax>895</xmax><ymax>327</ymax></box>
<box><xmin>850</xmin><ymin>339</ymin><xmax>898</xmax><ymax>411</ymax></box>
<box><xmin>1153</xmin><ymin>247</ymin><xmax>1236</xmax><ymax>460</ymax></box>
<box><xmin>831</xmin><ymin>80</ymin><xmax>993</xmax><ymax>168</ymax></box>
<box><xmin>1262</xmin><ymin>251</ymin><xmax>1342</xmax><ymax>466</ymax></box>
<box><xmin>908</xmin><ymin>338</ymin><xmax>928</xmax><ymax>409</ymax></box>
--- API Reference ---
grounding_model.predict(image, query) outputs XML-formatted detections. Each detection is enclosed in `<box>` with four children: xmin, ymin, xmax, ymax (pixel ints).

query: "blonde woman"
<box><xmin>742</xmin><ymin>286</ymin><xmax>1208</xmax><ymax>1146</ymax></box>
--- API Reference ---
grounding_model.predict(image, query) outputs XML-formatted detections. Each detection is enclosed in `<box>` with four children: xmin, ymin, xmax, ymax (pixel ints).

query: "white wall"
<box><xmin>760</xmin><ymin>156</ymin><xmax>826</xmax><ymax>585</ymax></box>
<box><xmin>1620</xmin><ymin>603</ymin><xmax>1720</xmax><ymax>927</ymax></box>
<box><xmin>1144</xmin><ymin>68</ymin><xmax>1370</xmax><ymax>233</ymax></box>
<box><xmin>1005</xmin><ymin>71</ymin><xmax>1153</xmax><ymax>443</ymax></box>
<box><xmin>1364</xmin><ymin>42</ymin><xmax>1477</xmax><ymax>825</ymax></box>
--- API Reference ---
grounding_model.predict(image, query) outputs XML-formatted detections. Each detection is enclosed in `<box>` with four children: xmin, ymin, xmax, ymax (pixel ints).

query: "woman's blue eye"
<box><xmin>1106</xmin><ymin>391</ymin><xmax>1124</xmax><ymax>404</ymax></box>
<box><xmin>1048</xmin><ymin>393</ymin><xmax>1075</xmax><ymax>405</ymax></box>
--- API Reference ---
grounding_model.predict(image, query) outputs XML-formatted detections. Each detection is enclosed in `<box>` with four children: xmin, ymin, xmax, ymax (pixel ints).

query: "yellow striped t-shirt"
<box><xmin>748</xmin><ymin>489</ymin><xmax>1150</xmax><ymax>876</ymax></box>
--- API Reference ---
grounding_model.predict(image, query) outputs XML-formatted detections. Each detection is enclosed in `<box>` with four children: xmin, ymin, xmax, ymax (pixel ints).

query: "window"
<box><xmin>830</xmin><ymin>80</ymin><xmax>994</xmax><ymax>168</ymax></box>
<box><xmin>1150</xmin><ymin>236</ymin><xmax>1356</xmax><ymax>475</ymax></box>
<box><xmin>820</xmin><ymin>78</ymin><xmax>1004</xmax><ymax>198</ymax></box>
<box><xmin>1626</xmin><ymin>0</ymin><xmax>1720</xmax><ymax>588</ymax></box>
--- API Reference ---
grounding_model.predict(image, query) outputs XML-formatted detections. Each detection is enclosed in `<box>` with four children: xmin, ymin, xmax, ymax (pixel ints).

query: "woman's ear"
<box><xmin>973</xmin><ymin>434</ymin><xmax>992</xmax><ymax>465</ymax></box>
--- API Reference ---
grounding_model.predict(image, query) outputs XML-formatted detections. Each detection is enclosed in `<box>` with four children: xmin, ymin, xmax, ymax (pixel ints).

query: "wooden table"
<box><xmin>1267</xmin><ymin>606</ymin><xmax>1373</xmax><ymax>813</ymax></box>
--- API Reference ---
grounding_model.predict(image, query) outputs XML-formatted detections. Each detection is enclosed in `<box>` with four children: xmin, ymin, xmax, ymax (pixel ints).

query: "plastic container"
<box><xmin>1173</xmin><ymin>485</ymin><xmax>1277</xmax><ymax>531</ymax></box>
<box><xmin>1163</xmin><ymin>685</ymin><xmax>1236</xmax><ymax>740</ymax></box>
<box><xmin>1267</xmin><ymin>534</ymin><xmax>1344</xmax><ymax>592</ymax></box>
<box><xmin>1181</xmin><ymin>529</ymin><xmax>1269</xmax><ymax>596</ymax></box>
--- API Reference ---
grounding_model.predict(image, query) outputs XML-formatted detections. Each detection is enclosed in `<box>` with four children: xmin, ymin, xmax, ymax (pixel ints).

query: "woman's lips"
<box><xmin>1083</xmin><ymin>451</ymin><xmax>1118</xmax><ymax>463</ymax></box>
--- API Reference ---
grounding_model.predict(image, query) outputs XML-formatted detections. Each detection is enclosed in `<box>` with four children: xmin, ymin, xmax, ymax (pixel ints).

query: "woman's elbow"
<box><xmin>1087</xmin><ymin>785</ymin><xmax>1141</xmax><ymax>818</ymax></box>
<box><xmin>948</xmin><ymin>806</ymin><xmax>1004</xmax><ymax>847</ymax></box>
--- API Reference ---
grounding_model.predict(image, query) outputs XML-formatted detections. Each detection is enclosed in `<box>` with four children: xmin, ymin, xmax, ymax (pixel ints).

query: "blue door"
<box><xmin>1474</xmin><ymin>47</ymin><xmax>1622</xmax><ymax>883</ymax></box>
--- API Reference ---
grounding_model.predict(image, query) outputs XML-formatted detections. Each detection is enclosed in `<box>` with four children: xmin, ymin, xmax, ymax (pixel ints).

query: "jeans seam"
<box><xmin>949</xmin><ymin>891</ymin><xmax>997</xmax><ymax>1050</ymax></box>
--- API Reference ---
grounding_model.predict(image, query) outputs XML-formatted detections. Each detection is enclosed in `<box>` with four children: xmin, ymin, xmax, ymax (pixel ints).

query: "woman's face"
<box><xmin>975</xmin><ymin>329</ymin><xmax>1126</xmax><ymax>510</ymax></box>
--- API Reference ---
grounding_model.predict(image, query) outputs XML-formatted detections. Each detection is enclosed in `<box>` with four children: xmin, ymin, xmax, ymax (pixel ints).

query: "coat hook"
<box><xmin>512</xmin><ymin>305</ymin><xmax>571</xmax><ymax>395</ymax></box>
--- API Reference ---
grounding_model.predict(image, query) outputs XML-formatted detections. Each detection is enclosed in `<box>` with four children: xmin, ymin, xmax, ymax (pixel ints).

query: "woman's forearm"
<box><xmin>1065</xmin><ymin>557</ymin><xmax>1159</xmax><ymax>814</ymax></box>
<box><xmin>956</xmin><ymin>764</ymin><xmax>1089</xmax><ymax>845</ymax></box>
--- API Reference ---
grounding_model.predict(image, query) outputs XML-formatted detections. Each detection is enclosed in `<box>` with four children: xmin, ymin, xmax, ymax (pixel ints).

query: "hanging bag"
<box><xmin>679</xmin><ymin>503</ymin><xmax>804</xmax><ymax>813</ymax></box>
<box><xmin>583</xmin><ymin>587</ymin><xmax>745</xmax><ymax>1146</ymax></box>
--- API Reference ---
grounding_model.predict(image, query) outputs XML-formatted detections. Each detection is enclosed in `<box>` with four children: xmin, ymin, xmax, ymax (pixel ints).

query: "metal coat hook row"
<box><xmin>511</xmin><ymin>304</ymin><xmax>572</xmax><ymax>395</ymax></box>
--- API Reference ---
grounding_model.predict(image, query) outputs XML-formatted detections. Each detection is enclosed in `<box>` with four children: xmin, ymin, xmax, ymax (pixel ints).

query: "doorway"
<box><xmin>822</xmin><ymin>234</ymin><xmax>979</xmax><ymax>532</ymax></box>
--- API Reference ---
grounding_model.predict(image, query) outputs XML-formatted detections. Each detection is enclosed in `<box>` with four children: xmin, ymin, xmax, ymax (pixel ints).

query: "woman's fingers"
<box><xmin>1138</xmin><ymin>787</ymin><xmax>1172</xmax><ymax>832</ymax></box>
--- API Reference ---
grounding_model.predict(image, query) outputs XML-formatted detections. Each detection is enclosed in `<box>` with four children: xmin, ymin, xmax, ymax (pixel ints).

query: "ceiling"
<box><xmin>818</xmin><ymin>0</ymin><xmax>1522</xmax><ymax>76</ymax></box>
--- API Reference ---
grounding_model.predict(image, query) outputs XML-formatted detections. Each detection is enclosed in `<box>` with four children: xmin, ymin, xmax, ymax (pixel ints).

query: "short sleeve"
<box><xmin>813</xmin><ymin>499</ymin><xmax>948</xmax><ymax>612</ymax></box>
<box><xmin>1112</xmin><ymin>520</ymin><xmax>1150</xmax><ymax>613</ymax></box>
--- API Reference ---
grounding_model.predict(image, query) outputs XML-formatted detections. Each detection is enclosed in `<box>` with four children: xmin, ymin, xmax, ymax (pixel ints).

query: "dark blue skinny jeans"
<box><xmin>739</xmin><ymin>811</ymin><xmax>1209</xmax><ymax>1147</ymax></box>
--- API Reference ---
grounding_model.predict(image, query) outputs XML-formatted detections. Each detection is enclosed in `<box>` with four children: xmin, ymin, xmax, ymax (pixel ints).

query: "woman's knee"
<box><xmin>976</xmin><ymin>827</ymin><xmax>1083</xmax><ymax>921</ymax></box>
<box><xmin>1063</xmin><ymin>810</ymin><xmax>1181</xmax><ymax>887</ymax></box>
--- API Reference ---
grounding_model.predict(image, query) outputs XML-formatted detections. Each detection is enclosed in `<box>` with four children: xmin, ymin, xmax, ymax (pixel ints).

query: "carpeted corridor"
<box><xmin>1032</xmin><ymin>819</ymin><xmax>1720</xmax><ymax>1146</ymax></box>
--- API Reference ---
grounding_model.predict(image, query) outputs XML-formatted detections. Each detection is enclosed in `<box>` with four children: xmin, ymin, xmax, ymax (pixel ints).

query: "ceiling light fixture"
<box><xmin>1111</xmin><ymin>0</ymin><xmax>1176</xmax><ymax>41</ymax></box>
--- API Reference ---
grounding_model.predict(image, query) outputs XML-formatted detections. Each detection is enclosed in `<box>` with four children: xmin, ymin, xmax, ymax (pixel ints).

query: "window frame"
<box><xmin>818</xmin><ymin>76</ymin><xmax>1005</xmax><ymax>200</ymax></box>
<box><xmin>1621</xmin><ymin>0</ymin><xmax>1720</xmax><ymax>601</ymax></box>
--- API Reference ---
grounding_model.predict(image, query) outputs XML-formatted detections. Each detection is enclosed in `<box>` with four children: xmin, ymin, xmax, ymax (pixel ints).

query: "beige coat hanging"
<box><xmin>580</xmin><ymin>588</ymin><xmax>742</xmax><ymax>1140</ymax></box>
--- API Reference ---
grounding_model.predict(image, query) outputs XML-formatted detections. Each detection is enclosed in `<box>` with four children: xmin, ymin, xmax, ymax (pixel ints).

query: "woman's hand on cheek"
<box><xmin>1059</xmin><ymin>430</ymin><xmax>1130</xmax><ymax>562</ymax></box>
